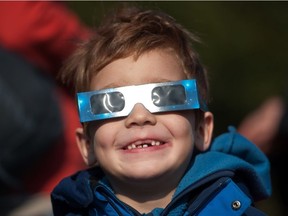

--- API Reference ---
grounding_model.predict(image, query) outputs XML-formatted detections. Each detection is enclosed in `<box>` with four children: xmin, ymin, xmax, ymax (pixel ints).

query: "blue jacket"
<box><xmin>51</xmin><ymin>127</ymin><xmax>271</xmax><ymax>216</ymax></box>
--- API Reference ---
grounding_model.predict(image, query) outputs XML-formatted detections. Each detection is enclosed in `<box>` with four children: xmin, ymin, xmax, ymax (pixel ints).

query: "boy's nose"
<box><xmin>125</xmin><ymin>103</ymin><xmax>157</xmax><ymax>127</ymax></box>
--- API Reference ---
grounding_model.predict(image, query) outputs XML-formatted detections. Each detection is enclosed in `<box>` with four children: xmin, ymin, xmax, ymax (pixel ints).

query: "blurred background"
<box><xmin>1</xmin><ymin>1</ymin><xmax>287</xmax><ymax>215</ymax></box>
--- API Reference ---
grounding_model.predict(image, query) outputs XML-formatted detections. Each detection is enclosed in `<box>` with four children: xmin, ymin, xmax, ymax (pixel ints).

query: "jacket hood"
<box><xmin>175</xmin><ymin>126</ymin><xmax>272</xmax><ymax>201</ymax></box>
<box><xmin>51</xmin><ymin>168</ymin><xmax>103</xmax><ymax>212</ymax></box>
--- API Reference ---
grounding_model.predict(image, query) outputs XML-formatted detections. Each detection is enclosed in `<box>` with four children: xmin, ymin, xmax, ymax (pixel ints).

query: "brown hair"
<box><xmin>60</xmin><ymin>5</ymin><xmax>209</xmax><ymax>103</ymax></box>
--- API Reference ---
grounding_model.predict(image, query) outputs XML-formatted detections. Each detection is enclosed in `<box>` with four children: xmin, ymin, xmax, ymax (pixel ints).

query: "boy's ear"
<box><xmin>195</xmin><ymin>111</ymin><xmax>214</xmax><ymax>151</ymax></box>
<box><xmin>75</xmin><ymin>127</ymin><xmax>97</xmax><ymax>166</ymax></box>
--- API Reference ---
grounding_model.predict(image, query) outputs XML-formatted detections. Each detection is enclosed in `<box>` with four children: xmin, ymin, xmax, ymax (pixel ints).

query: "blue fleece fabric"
<box><xmin>175</xmin><ymin>126</ymin><xmax>271</xmax><ymax>200</ymax></box>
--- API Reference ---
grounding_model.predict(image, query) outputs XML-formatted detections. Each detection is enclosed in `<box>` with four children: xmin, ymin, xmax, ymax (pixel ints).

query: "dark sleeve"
<box><xmin>0</xmin><ymin>47</ymin><xmax>63</xmax><ymax>192</ymax></box>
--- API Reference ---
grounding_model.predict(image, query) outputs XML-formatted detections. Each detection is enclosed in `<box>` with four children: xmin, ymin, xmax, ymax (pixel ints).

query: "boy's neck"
<box><xmin>115</xmin><ymin>186</ymin><xmax>176</xmax><ymax>214</ymax></box>
<box><xmin>106</xmin><ymin>170</ymin><xmax>183</xmax><ymax>213</ymax></box>
<box><xmin>110</xmin><ymin>177</ymin><xmax>180</xmax><ymax>213</ymax></box>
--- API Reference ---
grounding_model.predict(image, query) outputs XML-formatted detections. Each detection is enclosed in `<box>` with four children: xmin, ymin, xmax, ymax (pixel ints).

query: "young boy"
<box><xmin>51</xmin><ymin>5</ymin><xmax>271</xmax><ymax>216</ymax></box>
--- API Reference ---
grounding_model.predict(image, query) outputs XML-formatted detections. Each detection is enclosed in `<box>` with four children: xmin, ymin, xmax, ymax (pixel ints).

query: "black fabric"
<box><xmin>0</xmin><ymin>46</ymin><xmax>63</xmax><ymax>193</ymax></box>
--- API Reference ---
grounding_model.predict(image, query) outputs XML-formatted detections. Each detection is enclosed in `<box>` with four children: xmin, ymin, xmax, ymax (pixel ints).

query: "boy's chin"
<box><xmin>112</xmin><ymin>166</ymin><xmax>184</xmax><ymax>186</ymax></box>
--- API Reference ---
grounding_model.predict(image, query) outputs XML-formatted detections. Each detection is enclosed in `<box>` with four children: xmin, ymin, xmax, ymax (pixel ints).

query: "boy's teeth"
<box><xmin>125</xmin><ymin>141</ymin><xmax>162</xmax><ymax>149</ymax></box>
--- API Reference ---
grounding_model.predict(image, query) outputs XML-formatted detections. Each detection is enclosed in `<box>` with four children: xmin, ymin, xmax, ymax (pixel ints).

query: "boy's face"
<box><xmin>76</xmin><ymin>50</ymin><xmax>213</xmax><ymax>189</ymax></box>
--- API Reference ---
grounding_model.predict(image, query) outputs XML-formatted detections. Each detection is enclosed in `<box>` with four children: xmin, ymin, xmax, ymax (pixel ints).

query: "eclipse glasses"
<box><xmin>77</xmin><ymin>79</ymin><xmax>207</xmax><ymax>123</ymax></box>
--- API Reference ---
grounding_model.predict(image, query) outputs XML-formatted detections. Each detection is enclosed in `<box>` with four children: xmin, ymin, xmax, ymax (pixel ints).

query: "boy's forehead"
<box><xmin>91</xmin><ymin>78</ymin><xmax>176</xmax><ymax>91</ymax></box>
<box><xmin>89</xmin><ymin>50</ymin><xmax>187</xmax><ymax>91</ymax></box>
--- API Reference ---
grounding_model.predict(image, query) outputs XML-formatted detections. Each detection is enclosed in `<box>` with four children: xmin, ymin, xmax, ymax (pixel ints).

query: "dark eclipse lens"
<box><xmin>152</xmin><ymin>85</ymin><xmax>186</xmax><ymax>107</ymax></box>
<box><xmin>90</xmin><ymin>92</ymin><xmax>125</xmax><ymax>114</ymax></box>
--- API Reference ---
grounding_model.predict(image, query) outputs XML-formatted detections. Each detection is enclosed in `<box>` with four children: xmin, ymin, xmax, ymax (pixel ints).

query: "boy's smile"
<box><xmin>122</xmin><ymin>139</ymin><xmax>164</xmax><ymax>150</ymax></box>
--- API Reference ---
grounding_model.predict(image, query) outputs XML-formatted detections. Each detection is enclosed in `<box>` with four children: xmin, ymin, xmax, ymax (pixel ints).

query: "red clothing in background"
<box><xmin>0</xmin><ymin>1</ymin><xmax>92</xmax><ymax>194</ymax></box>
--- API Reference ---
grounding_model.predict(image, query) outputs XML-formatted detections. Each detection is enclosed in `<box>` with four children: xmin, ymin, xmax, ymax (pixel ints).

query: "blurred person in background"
<box><xmin>238</xmin><ymin>94</ymin><xmax>288</xmax><ymax>216</ymax></box>
<box><xmin>0</xmin><ymin>1</ymin><xmax>92</xmax><ymax>215</ymax></box>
